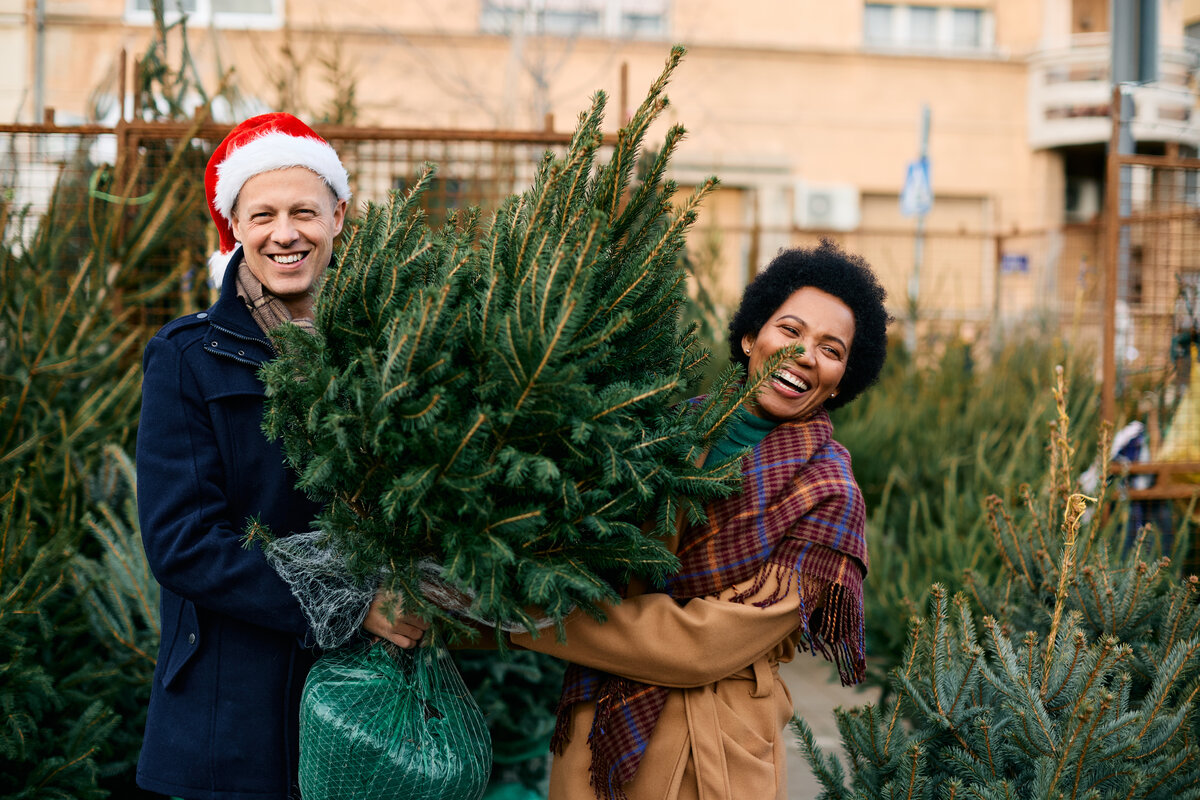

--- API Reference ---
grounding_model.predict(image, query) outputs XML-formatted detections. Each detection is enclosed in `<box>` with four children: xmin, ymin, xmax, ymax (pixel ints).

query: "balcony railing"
<box><xmin>1028</xmin><ymin>33</ymin><xmax>1200</xmax><ymax>150</ymax></box>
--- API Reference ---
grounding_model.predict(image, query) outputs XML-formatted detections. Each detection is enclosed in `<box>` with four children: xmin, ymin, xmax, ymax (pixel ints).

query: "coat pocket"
<box><xmin>713</xmin><ymin>681</ymin><xmax>776</xmax><ymax>763</ymax></box>
<box><xmin>159</xmin><ymin>594</ymin><xmax>201</xmax><ymax>689</ymax></box>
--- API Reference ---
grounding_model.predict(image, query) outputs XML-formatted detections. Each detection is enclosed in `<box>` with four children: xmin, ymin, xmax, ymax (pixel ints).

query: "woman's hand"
<box><xmin>362</xmin><ymin>592</ymin><xmax>429</xmax><ymax>648</ymax></box>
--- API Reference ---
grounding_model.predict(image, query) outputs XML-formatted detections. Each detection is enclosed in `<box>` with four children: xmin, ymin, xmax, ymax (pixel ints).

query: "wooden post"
<box><xmin>132</xmin><ymin>57</ymin><xmax>143</xmax><ymax>121</ymax></box>
<box><xmin>993</xmin><ymin>228</ymin><xmax>1003</xmax><ymax>324</ymax></box>
<box><xmin>118</xmin><ymin>48</ymin><xmax>127</xmax><ymax>123</ymax></box>
<box><xmin>620</xmin><ymin>61</ymin><xmax>629</xmax><ymax>125</ymax></box>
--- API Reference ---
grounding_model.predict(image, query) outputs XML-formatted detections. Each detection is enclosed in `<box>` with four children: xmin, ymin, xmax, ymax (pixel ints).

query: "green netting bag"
<box><xmin>299</xmin><ymin>641</ymin><xmax>492</xmax><ymax>800</ymax></box>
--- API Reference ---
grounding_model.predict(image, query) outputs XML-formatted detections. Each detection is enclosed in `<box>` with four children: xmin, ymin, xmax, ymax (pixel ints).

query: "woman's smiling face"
<box><xmin>741</xmin><ymin>286</ymin><xmax>856</xmax><ymax>423</ymax></box>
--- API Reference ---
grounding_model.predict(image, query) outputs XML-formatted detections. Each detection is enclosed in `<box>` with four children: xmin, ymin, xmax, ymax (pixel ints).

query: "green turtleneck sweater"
<box><xmin>704</xmin><ymin>407</ymin><xmax>779</xmax><ymax>466</ymax></box>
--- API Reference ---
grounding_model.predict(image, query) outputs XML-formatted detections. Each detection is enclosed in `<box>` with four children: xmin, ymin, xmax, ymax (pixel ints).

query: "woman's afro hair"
<box><xmin>727</xmin><ymin>240</ymin><xmax>891</xmax><ymax>411</ymax></box>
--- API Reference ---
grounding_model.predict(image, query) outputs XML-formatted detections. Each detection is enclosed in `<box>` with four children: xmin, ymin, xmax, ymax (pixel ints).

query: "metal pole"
<box><xmin>1137</xmin><ymin>0</ymin><xmax>1158</xmax><ymax>84</ymax></box>
<box><xmin>1102</xmin><ymin>85</ymin><xmax>1121</xmax><ymax>426</ymax></box>
<box><xmin>1104</xmin><ymin>0</ymin><xmax>1139</xmax><ymax>422</ymax></box>
<box><xmin>1111</xmin><ymin>0</ymin><xmax>1137</xmax><ymax>309</ymax></box>
<box><xmin>33</xmin><ymin>0</ymin><xmax>45</xmax><ymax>124</ymax></box>
<box><xmin>905</xmin><ymin>104</ymin><xmax>930</xmax><ymax>355</ymax></box>
<box><xmin>1111</xmin><ymin>0</ymin><xmax>1138</xmax><ymax>86</ymax></box>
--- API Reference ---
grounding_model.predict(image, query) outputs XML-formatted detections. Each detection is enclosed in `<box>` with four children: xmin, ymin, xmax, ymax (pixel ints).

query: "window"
<box><xmin>863</xmin><ymin>3</ymin><xmax>992</xmax><ymax>53</ymax></box>
<box><xmin>909</xmin><ymin>6</ymin><xmax>938</xmax><ymax>47</ymax></box>
<box><xmin>864</xmin><ymin>4</ymin><xmax>894</xmax><ymax>45</ymax></box>
<box><xmin>950</xmin><ymin>8</ymin><xmax>983</xmax><ymax>48</ymax></box>
<box><xmin>126</xmin><ymin>0</ymin><xmax>281</xmax><ymax>29</ymax></box>
<box><xmin>481</xmin><ymin>0</ymin><xmax>668</xmax><ymax>39</ymax></box>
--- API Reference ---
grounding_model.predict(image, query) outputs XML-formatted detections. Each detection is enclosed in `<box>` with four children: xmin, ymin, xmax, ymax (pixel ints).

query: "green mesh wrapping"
<box><xmin>299</xmin><ymin>643</ymin><xmax>492</xmax><ymax>800</ymax></box>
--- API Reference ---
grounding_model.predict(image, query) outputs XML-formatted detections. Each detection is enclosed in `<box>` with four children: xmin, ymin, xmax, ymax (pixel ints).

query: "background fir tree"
<box><xmin>0</xmin><ymin>127</ymin><xmax>206</xmax><ymax>799</ymax></box>
<box><xmin>455</xmin><ymin>648</ymin><xmax>564</xmax><ymax>793</ymax></box>
<box><xmin>797</xmin><ymin>368</ymin><xmax>1200</xmax><ymax>799</ymax></box>
<box><xmin>0</xmin><ymin>13</ymin><xmax>215</xmax><ymax>793</ymax></box>
<box><xmin>829</xmin><ymin>338</ymin><xmax>1101</xmax><ymax>690</ymax></box>
<box><xmin>261</xmin><ymin>47</ymin><xmax>779</xmax><ymax>635</ymax></box>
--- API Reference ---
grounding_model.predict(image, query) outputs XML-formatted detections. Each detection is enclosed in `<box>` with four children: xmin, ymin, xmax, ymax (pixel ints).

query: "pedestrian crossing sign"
<box><xmin>900</xmin><ymin>156</ymin><xmax>932</xmax><ymax>217</ymax></box>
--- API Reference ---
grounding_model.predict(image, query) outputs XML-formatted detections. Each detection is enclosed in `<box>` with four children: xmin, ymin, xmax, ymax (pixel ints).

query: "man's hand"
<box><xmin>362</xmin><ymin>592</ymin><xmax>429</xmax><ymax>648</ymax></box>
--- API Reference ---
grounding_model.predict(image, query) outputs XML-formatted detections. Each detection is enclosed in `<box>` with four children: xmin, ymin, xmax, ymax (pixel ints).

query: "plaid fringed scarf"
<box><xmin>235</xmin><ymin>260</ymin><xmax>317</xmax><ymax>336</ymax></box>
<box><xmin>551</xmin><ymin>408</ymin><xmax>868</xmax><ymax>800</ymax></box>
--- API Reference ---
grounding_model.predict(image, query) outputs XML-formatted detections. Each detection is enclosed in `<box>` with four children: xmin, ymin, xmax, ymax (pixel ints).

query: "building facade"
<box><xmin>3</xmin><ymin>0</ymin><xmax>1199</xmax><ymax>345</ymax></box>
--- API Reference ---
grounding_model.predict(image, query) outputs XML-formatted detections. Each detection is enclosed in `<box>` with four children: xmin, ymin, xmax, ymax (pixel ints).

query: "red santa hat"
<box><xmin>204</xmin><ymin>112</ymin><xmax>351</xmax><ymax>286</ymax></box>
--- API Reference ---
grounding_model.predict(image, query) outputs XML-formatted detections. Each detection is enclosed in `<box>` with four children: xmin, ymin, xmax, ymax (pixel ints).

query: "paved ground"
<box><xmin>779</xmin><ymin>654</ymin><xmax>881</xmax><ymax>798</ymax></box>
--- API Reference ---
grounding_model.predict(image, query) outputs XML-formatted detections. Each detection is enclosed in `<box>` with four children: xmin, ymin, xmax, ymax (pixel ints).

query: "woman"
<box><xmin>511</xmin><ymin>240</ymin><xmax>890</xmax><ymax>800</ymax></box>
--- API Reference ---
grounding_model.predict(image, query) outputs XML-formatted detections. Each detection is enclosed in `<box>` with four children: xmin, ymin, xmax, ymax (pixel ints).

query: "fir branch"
<box><xmin>791</xmin><ymin>715</ymin><xmax>850</xmax><ymax>799</ymax></box>
<box><xmin>593</xmin><ymin>46</ymin><xmax>684</xmax><ymax>222</ymax></box>
<box><xmin>1134</xmin><ymin>638</ymin><xmax>1200</xmax><ymax>744</ymax></box>
<box><xmin>1080</xmin><ymin>421</ymin><xmax>1114</xmax><ymax>566</ymax></box>
<box><xmin>1</xmin><ymin>253</ymin><xmax>92</xmax><ymax>454</ymax></box>
<box><xmin>1043</xmin><ymin>492</ymin><xmax>1091</xmax><ymax>685</ymax></box>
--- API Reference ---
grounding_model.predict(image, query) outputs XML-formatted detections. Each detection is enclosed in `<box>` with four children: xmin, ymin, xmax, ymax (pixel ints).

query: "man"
<box><xmin>136</xmin><ymin>113</ymin><xmax>426</xmax><ymax>800</ymax></box>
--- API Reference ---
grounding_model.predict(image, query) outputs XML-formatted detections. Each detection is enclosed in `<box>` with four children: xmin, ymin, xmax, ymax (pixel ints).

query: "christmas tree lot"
<box><xmin>257</xmin><ymin>46</ymin><xmax>786</xmax><ymax>639</ymax></box>
<box><xmin>797</xmin><ymin>368</ymin><xmax>1200</xmax><ymax>799</ymax></box>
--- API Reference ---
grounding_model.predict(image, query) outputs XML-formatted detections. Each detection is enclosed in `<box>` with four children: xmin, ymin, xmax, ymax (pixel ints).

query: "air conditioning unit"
<box><xmin>1065</xmin><ymin>176</ymin><xmax>1101</xmax><ymax>222</ymax></box>
<box><xmin>794</xmin><ymin>181</ymin><xmax>860</xmax><ymax>231</ymax></box>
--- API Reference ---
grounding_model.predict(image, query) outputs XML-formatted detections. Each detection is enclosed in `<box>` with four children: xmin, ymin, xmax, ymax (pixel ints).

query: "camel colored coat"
<box><xmin>511</xmin><ymin>566</ymin><xmax>803</xmax><ymax>800</ymax></box>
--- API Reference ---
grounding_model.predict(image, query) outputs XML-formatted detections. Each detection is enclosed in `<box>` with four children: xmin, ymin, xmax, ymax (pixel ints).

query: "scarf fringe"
<box><xmin>591</xmin><ymin>678</ymin><xmax>649</xmax><ymax>800</ymax></box>
<box><xmin>794</xmin><ymin>571</ymin><xmax>865</xmax><ymax>686</ymax></box>
<box><xmin>728</xmin><ymin>561</ymin><xmax>865</xmax><ymax>686</ymax></box>
<box><xmin>550</xmin><ymin>699</ymin><xmax>573</xmax><ymax>757</ymax></box>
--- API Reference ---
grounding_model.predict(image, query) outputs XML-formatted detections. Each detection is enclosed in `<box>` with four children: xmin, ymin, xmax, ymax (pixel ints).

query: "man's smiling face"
<box><xmin>230</xmin><ymin>166</ymin><xmax>347</xmax><ymax>318</ymax></box>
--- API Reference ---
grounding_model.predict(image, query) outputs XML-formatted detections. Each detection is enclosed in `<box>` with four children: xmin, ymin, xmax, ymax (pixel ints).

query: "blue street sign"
<box><xmin>900</xmin><ymin>156</ymin><xmax>932</xmax><ymax>217</ymax></box>
<box><xmin>1000</xmin><ymin>253</ymin><xmax>1029</xmax><ymax>273</ymax></box>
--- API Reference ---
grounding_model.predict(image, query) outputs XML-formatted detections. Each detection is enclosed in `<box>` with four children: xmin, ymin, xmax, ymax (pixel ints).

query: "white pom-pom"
<box><xmin>208</xmin><ymin>250</ymin><xmax>235</xmax><ymax>290</ymax></box>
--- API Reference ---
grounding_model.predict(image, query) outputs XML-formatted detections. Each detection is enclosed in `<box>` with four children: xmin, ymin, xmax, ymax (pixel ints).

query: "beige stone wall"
<box><xmin>1072</xmin><ymin>0</ymin><xmax>1108</xmax><ymax>34</ymax></box>
<box><xmin>0</xmin><ymin>0</ymin><xmax>29</xmax><ymax>120</ymax></box>
<box><xmin>1187</xmin><ymin>0</ymin><xmax>1200</xmax><ymax>25</ymax></box>
<box><xmin>671</xmin><ymin>0</ymin><xmax>862</xmax><ymax>50</ymax></box>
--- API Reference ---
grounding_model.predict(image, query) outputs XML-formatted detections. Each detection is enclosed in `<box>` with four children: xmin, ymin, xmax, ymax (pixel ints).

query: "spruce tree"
<box><xmin>261</xmin><ymin>47</ymin><xmax>778</xmax><ymax>636</ymax></box>
<box><xmin>1</xmin><ymin>123</ymin><xmax>207</xmax><ymax>796</ymax></box>
<box><xmin>797</xmin><ymin>368</ymin><xmax>1200</xmax><ymax>798</ymax></box>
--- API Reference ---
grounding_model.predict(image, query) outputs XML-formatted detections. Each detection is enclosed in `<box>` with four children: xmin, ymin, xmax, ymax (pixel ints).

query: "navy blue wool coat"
<box><xmin>136</xmin><ymin>250</ymin><xmax>322</xmax><ymax>800</ymax></box>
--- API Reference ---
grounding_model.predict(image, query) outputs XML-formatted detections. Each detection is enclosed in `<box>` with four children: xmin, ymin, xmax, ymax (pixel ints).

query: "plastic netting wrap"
<box><xmin>299</xmin><ymin>642</ymin><xmax>492</xmax><ymax>800</ymax></box>
<box><xmin>263</xmin><ymin>530</ymin><xmax>379</xmax><ymax>649</ymax></box>
<box><xmin>265</xmin><ymin>531</ymin><xmax>561</xmax><ymax>649</ymax></box>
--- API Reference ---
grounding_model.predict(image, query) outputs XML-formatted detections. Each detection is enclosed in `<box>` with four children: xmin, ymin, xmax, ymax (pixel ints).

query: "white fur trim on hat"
<box><xmin>213</xmin><ymin>131</ymin><xmax>351</xmax><ymax>223</ymax></box>
<box><xmin>207</xmin><ymin>248</ymin><xmax>236</xmax><ymax>290</ymax></box>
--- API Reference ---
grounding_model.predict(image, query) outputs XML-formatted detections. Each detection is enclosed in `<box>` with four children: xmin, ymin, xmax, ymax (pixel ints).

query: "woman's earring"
<box><xmin>744</xmin><ymin>347</ymin><xmax>751</xmax><ymax>355</ymax></box>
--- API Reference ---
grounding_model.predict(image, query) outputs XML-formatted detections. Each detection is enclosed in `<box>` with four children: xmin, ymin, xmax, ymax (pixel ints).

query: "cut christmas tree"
<box><xmin>259</xmin><ymin>47</ymin><xmax>777</xmax><ymax>640</ymax></box>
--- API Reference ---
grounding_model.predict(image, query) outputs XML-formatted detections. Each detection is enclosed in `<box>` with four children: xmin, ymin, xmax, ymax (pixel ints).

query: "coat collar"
<box><xmin>199</xmin><ymin>248</ymin><xmax>275</xmax><ymax>367</ymax></box>
<box><xmin>207</xmin><ymin>247</ymin><xmax>267</xmax><ymax>342</ymax></box>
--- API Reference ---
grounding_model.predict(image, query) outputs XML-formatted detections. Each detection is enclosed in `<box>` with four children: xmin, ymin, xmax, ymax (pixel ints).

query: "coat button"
<box><xmin>211</xmin><ymin>341</ymin><xmax>218</xmax><ymax>347</ymax></box>
<box><xmin>196</xmin><ymin>312</ymin><xmax>208</xmax><ymax>319</ymax></box>
<box><xmin>188</xmin><ymin>633</ymin><xmax>196</xmax><ymax>645</ymax></box>
<box><xmin>238</xmin><ymin>350</ymin><xmax>245</xmax><ymax>356</ymax></box>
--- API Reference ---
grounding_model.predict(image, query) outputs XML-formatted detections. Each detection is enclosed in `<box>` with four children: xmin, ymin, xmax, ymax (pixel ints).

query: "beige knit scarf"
<box><xmin>236</xmin><ymin>261</ymin><xmax>316</xmax><ymax>337</ymax></box>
